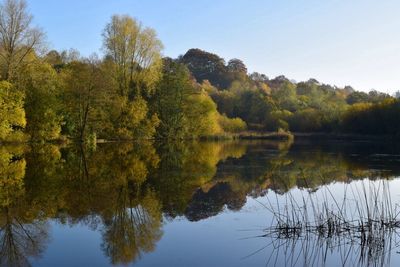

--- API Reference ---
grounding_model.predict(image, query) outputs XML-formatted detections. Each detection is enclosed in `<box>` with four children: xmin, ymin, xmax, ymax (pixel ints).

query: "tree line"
<box><xmin>0</xmin><ymin>0</ymin><xmax>248</xmax><ymax>143</ymax></box>
<box><xmin>1</xmin><ymin>0</ymin><xmax>399</xmax><ymax>143</ymax></box>
<box><xmin>181</xmin><ymin>48</ymin><xmax>400</xmax><ymax>135</ymax></box>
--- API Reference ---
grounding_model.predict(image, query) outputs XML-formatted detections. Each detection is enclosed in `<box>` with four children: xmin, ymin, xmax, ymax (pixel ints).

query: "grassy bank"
<box><xmin>293</xmin><ymin>132</ymin><xmax>400</xmax><ymax>142</ymax></box>
<box><xmin>237</xmin><ymin>131</ymin><xmax>294</xmax><ymax>140</ymax></box>
<box><xmin>198</xmin><ymin>131</ymin><xmax>294</xmax><ymax>141</ymax></box>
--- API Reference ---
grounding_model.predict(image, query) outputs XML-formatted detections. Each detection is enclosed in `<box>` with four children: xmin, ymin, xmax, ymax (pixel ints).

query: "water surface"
<box><xmin>1</xmin><ymin>139</ymin><xmax>400</xmax><ymax>266</ymax></box>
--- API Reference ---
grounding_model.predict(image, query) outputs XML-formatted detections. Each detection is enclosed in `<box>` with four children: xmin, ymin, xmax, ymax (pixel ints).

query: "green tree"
<box><xmin>341</xmin><ymin>99</ymin><xmax>400</xmax><ymax>135</ymax></box>
<box><xmin>20</xmin><ymin>61</ymin><xmax>62</xmax><ymax>141</ymax></box>
<box><xmin>153</xmin><ymin>58</ymin><xmax>191</xmax><ymax>139</ymax></box>
<box><xmin>218</xmin><ymin>114</ymin><xmax>246</xmax><ymax>133</ymax></box>
<box><xmin>44</xmin><ymin>50</ymin><xmax>64</xmax><ymax>71</ymax></box>
<box><xmin>210</xmin><ymin>89</ymin><xmax>236</xmax><ymax>117</ymax></box>
<box><xmin>181</xmin><ymin>48</ymin><xmax>229</xmax><ymax>88</ymax></box>
<box><xmin>184</xmin><ymin>88</ymin><xmax>222</xmax><ymax>137</ymax></box>
<box><xmin>289</xmin><ymin>108</ymin><xmax>323</xmax><ymax>132</ymax></box>
<box><xmin>265</xmin><ymin>109</ymin><xmax>292</xmax><ymax>131</ymax></box>
<box><xmin>346</xmin><ymin>91</ymin><xmax>369</xmax><ymax>105</ymax></box>
<box><xmin>102</xmin><ymin>15</ymin><xmax>163</xmax><ymax>139</ymax></box>
<box><xmin>234</xmin><ymin>88</ymin><xmax>274</xmax><ymax>126</ymax></box>
<box><xmin>61</xmin><ymin>57</ymin><xmax>108</xmax><ymax>141</ymax></box>
<box><xmin>102</xmin><ymin>15</ymin><xmax>162</xmax><ymax>97</ymax></box>
<box><xmin>227</xmin><ymin>58</ymin><xmax>247</xmax><ymax>74</ymax></box>
<box><xmin>225</xmin><ymin>58</ymin><xmax>248</xmax><ymax>85</ymax></box>
<box><xmin>271</xmin><ymin>81</ymin><xmax>298</xmax><ymax>111</ymax></box>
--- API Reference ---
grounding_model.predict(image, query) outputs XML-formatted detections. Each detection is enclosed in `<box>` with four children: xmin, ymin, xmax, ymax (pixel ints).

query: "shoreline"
<box><xmin>293</xmin><ymin>132</ymin><xmax>399</xmax><ymax>142</ymax></box>
<box><xmin>1</xmin><ymin>131</ymin><xmax>398</xmax><ymax>145</ymax></box>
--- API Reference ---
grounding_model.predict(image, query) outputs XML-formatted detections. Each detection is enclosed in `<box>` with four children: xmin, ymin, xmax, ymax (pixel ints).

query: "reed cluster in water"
<box><xmin>262</xmin><ymin>180</ymin><xmax>400</xmax><ymax>266</ymax></box>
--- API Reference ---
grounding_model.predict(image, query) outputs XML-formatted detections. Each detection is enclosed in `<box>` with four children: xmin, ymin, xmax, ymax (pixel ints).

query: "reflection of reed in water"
<box><xmin>258</xmin><ymin>180</ymin><xmax>400</xmax><ymax>267</ymax></box>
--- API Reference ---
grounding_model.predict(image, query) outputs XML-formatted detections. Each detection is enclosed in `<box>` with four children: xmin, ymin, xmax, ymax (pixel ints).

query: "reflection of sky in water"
<box><xmin>2</xmin><ymin>140</ymin><xmax>400</xmax><ymax>266</ymax></box>
<box><xmin>32</xmin><ymin>198</ymin><xmax>270</xmax><ymax>267</ymax></box>
<box><xmin>32</xmin><ymin>180</ymin><xmax>400</xmax><ymax>267</ymax></box>
<box><xmin>32</xmin><ymin>222</ymin><xmax>106</xmax><ymax>267</ymax></box>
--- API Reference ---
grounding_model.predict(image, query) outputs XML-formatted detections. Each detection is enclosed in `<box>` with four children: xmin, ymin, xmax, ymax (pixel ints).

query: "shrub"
<box><xmin>218</xmin><ymin>114</ymin><xmax>247</xmax><ymax>133</ymax></box>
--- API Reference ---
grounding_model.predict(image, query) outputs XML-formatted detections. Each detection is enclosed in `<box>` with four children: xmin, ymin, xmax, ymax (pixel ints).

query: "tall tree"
<box><xmin>102</xmin><ymin>15</ymin><xmax>163</xmax><ymax>97</ymax></box>
<box><xmin>153</xmin><ymin>58</ymin><xmax>191</xmax><ymax>139</ymax></box>
<box><xmin>61</xmin><ymin>57</ymin><xmax>108</xmax><ymax>141</ymax></box>
<box><xmin>20</xmin><ymin>61</ymin><xmax>62</xmax><ymax>141</ymax></box>
<box><xmin>227</xmin><ymin>58</ymin><xmax>247</xmax><ymax>74</ymax></box>
<box><xmin>0</xmin><ymin>0</ymin><xmax>44</xmax><ymax>81</ymax></box>
<box><xmin>181</xmin><ymin>48</ymin><xmax>229</xmax><ymax>88</ymax></box>
<box><xmin>102</xmin><ymin>15</ymin><xmax>162</xmax><ymax>140</ymax></box>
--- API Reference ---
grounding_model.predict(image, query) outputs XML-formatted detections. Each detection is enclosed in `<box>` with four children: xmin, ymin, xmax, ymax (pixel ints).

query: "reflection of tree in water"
<box><xmin>59</xmin><ymin>143</ymin><xmax>163</xmax><ymax>265</ymax></box>
<box><xmin>2</xmin><ymin>143</ymin><xmax>164</xmax><ymax>266</ymax></box>
<box><xmin>185</xmin><ymin>182</ymin><xmax>246</xmax><ymax>221</ymax></box>
<box><xmin>208</xmin><ymin>140</ymin><xmax>400</xmax><ymax>197</ymax></box>
<box><xmin>101</xmin><ymin>188</ymin><xmax>162</xmax><ymax>265</ymax></box>
<box><xmin>22</xmin><ymin>142</ymin><xmax>165</xmax><ymax>266</ymax></box>
<box><xmin>0</xmin><ymin>212</ymin><xmax>49</xmax><ymax>267</ymax></box>
<box><xmin>265</xmin><ymin>141</ymin><xmax>400</xmax><ymax>194</ymax></box>
<box><xmin>150</xmin><ymin>141</ymin><xmax>248</xmax><ymax>218</ymax></box>
<box><xmin>182</xmin><ymin>140</ymin><xmax>293</xmax><ymax>221</ymax></box>
<box><xmin>0</xmin><ymin>147</ymin><xmax>25</xmax><ymax>208</ymax></box>
<box><xmin>182</xmin><ymin>140</ymin><xmax>400</xmax><ymax>223</ymax></box>
<box><xmin>0</xmin><ymin>146</ymin><xmax>49</xmax><ymax>267</ymax></box>
<box><xmin>3</xmin><ymin>139</ymin><xmax>400</xmax><ymax>265</ymax></box>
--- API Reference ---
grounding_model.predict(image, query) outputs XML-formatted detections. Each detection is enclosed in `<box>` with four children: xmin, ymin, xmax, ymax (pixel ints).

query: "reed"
<box><xmin>261</xmin><ymin>180</ymin><xmax>400</xmax><ymax>266</ymax></box>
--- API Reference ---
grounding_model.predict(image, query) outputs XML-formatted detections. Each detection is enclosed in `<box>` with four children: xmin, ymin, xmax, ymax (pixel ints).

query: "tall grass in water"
<box><xmin>262</xmin><ymin>180</ymin><xmax>400</xmax><ymax>267</ymax></box>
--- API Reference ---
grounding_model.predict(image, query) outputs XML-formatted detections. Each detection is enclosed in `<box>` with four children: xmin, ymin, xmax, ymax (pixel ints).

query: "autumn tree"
<box><xmin>20</xmin><ymin>60</ymin><xmax>62</xmax><ymax>141</ymax></box>
<box><xmin>102</xmin><ymin>15</ymin><xmax>162</xmax><ymax>97</ymax></box>
<box><xmin>102</xmin><ymin>15</ymin><xmax>162</xmax><ymax>139</ymax></box>
<box><xmin>0</xmin><ymin>81</ymin><xmax>25</xmax><ymax>141</ymax></box>
<box><xmin>61</xmin><ymin>56</ymin><xmax>108</xmax><ymax>141</ymax></box>
<box><xmin>0</xmin><ymin>0</ymin><xmax>44</xmax><ymax>81</ymax></box>
<box><xmin>181</xmin><ymin>48</ymin><xmax>229</xmax><ymax>88</ymax></box>
<box><xmin>183</xmin><ymin>88</ymin><xmax>222</xmax><ymax>137</ymax></box>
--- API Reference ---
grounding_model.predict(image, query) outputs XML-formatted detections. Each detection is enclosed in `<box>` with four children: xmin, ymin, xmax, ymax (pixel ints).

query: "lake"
<box><xmin>1</xmin><ymin>139</ymin><xmax>400</xmax><ymax>266</ymax></box>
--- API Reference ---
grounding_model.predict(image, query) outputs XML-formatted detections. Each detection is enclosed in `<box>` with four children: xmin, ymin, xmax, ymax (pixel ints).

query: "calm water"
<box><xmin>1</xmin><ymin>139</ymin><xmax>400</xmax><ymax>267</ymax></box>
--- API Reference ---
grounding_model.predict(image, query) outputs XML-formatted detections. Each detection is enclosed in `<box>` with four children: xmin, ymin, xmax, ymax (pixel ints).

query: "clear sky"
<box><xmin>26</xmin><ymin>0</ymin><xmax>400</xmax><ymax>93</ymax></box>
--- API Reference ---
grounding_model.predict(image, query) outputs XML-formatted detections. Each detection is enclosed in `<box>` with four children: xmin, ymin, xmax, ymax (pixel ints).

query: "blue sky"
<box><xmin>27</xmin><ymin>0</ymin><xmax>400</xmax><ymax>93</ymax></box>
